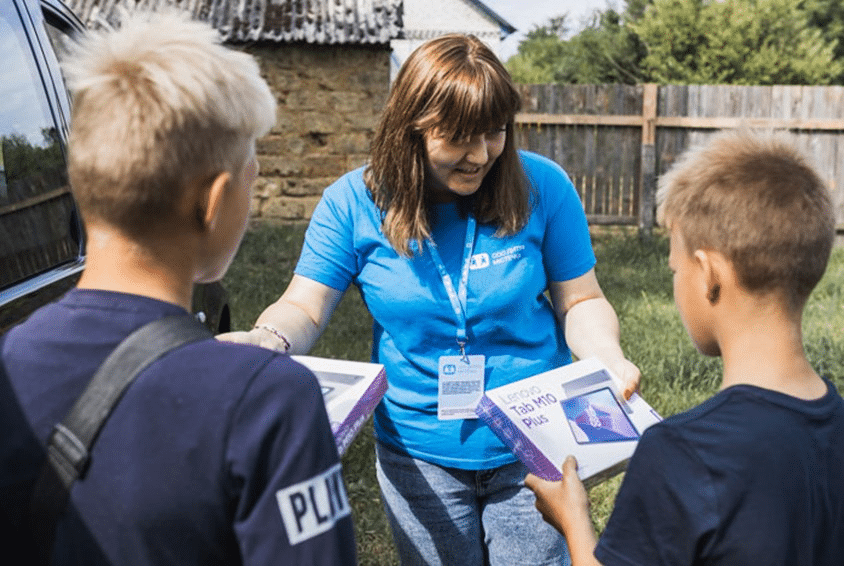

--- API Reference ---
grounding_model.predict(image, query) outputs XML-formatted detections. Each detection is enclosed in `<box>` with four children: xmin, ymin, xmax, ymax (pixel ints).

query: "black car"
<box><xmin>0</xmin><ymin>0</ymin><xmax>230</xmax><ymax>333</ymax></box>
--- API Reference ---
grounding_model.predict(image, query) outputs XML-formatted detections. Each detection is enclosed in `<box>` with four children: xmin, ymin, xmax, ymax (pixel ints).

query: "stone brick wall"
<box><xmin>246</xmin><ymin>43</ymin><xmax>391</xmax><ymax>223</ymax></box>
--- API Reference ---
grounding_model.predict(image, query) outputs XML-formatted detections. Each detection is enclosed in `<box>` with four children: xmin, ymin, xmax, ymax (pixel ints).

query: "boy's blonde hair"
<box><xmin>658</xmin><ymin>129</ymin><xmax>835</xmax><ymax>310</ymax></box>
<box><xmin>64</xmin><ymin>10</ymin><xmax>276</xmax><ymax>236</ymax></box>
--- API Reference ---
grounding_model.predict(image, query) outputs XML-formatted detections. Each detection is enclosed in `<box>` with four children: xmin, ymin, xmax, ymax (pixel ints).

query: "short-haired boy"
<box><xmin>525</xmin><ymin>129</ymin><xmax>844</xmax><ymax>565</ymax></box>
<box><xmin>0</xmin><ymin>11</ymin><xmax>356</xmax><ymax>565</ymax></box>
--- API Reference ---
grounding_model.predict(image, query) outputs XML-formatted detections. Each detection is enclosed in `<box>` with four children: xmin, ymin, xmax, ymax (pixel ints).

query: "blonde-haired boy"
<box><xmin>526</xmin><ymin>129</ymin><xmax>844</xmax><ymax>565</ymax></box>
<box><xmin>0</xmin><ymin>11</ymin><xmax>356</xmax><ymax>565</ymax></box>
<box><xmin>64</xmin><ymin>10</ymin><xmax>275</xmax><ymax>240</ymax></box>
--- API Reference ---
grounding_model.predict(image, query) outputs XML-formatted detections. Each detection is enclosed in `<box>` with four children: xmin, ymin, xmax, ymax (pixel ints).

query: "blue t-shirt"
<box><xmin>595</xmin><ymin>381</ymin><xmax>844</xmax><ymax>566</ymax></box>
<box><xmin>0</xmin><ymin>290</ymin><xmax>357</xmax><ymax>566</ymax></box>
<box><xmin>296</xmin><ymin>151</ymin><xmax>596</xmax><ymax>469</ymax></box>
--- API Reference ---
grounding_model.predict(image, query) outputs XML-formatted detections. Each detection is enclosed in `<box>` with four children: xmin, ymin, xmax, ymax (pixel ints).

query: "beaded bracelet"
<box><xmin>254</xmin><ymin>324</ymin><xmax>291</xmax><ymax>353</ymax></box>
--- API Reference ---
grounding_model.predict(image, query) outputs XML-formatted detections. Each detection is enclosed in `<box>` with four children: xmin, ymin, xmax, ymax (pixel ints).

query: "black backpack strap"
<box><xmin>29</xmin><ymin>314</ymin><xmax>212</xmax><ymax>564</ymax></box>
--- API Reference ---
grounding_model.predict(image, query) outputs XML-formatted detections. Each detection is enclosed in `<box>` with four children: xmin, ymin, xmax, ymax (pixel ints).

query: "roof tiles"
<box><xmin>66</xmin><ymin>0</ymin><xmax>403</xmax><ymax>44</ymax></box>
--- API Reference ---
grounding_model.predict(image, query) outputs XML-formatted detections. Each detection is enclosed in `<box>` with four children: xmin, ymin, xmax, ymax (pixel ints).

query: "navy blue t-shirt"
<box><xmin>595</xmin><ymin>381</ymin><xmax>844</xmax><ymax>566</ymax></box>
<box><xmin>0</xmin><ymin>289</ymin><xmax>357</xmax><ymax>565</ymax></box>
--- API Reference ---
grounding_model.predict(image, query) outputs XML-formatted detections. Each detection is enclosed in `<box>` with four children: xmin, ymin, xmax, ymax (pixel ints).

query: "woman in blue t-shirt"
<box><xmin>222</xmin><ymin>34</ymin><xmax>639</xmax><ymax>566</ymax></box>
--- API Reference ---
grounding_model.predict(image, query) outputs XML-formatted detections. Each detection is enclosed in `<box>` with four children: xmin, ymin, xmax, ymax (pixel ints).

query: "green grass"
<box><xmin>223</xmin><ymin>223</ymin><xmax>844</xmax><ymax>564</ymax></box>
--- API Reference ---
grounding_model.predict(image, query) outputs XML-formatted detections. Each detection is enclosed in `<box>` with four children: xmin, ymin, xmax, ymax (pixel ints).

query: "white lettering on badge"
<box><xmin>276</xmin><ymin>463</ymin><xmax>350</xmax><ymax>545</ymax></box>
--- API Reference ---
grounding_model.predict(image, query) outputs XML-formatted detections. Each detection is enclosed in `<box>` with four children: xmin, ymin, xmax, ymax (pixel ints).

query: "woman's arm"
<box><xmin>548</xmin><ymin>269</ymin><xmax>640</xmax><ymax>399</ymax></box>
<box><xmin>217</xmin><ymin>275</ymin><xmax>344</xmax><ymax>354</ymax></box>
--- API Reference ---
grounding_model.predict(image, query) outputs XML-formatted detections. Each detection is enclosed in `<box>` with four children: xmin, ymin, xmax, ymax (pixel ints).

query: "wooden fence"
<box><xmin>514</xmin><ymin>83</ymin><xmax>844</xmax><ymax>236</ymax></box>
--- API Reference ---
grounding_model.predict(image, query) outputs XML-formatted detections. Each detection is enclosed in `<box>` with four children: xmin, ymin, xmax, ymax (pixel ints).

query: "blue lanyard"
<box><xmin>425</xmin><ymin>214</ymin><xmax>477</xmax><ymax>356</ymax></box>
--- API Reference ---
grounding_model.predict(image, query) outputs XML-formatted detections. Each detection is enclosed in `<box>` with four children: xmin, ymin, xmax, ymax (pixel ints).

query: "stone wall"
<box><xmin>246</xmin><ymin>43</ymin><xmax>391</xmax><ymax>223</ymax></box>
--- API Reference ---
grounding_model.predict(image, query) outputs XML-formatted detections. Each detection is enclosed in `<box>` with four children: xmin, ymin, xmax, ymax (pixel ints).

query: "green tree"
<box><xmin>633</xmin><ymin>0</ymin><xmax>844</xmax><ymax>85</ymax></box>
<box><xmin>508</xmin><ymin>0</ymin><xmax>844</xmax><ymax>86</ymax></box>
<box><xmin>2</xmin><ymin>129</ymin><xmax>66</xmax><ymax>196</ymax></box>
<box><xmin>801</xmin><ymin>0</ymin><xmax>844</xmax><ymax>81</ymax></box>
<box><xmin>624</xmin><ymin>0</ymin><xmax>652</xmax><ymax>20</ymax></box>
<box><xmin>507</xmin><ymin>9</ymin><xmax>645</xmax><ymax>84</ymax></box>
<box><xmin>553</xmin><ymin>8</ymin><xmax>644</xmax><ymax>84</ymax></box>
<box><xmin>506</xmin><ymin>16</ymin><xmax>570</xmax><ymax>84</ymax></box>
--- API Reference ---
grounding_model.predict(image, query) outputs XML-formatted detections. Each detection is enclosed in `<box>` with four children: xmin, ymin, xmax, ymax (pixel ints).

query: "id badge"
<box><xmin>437</xmin><ymin>355</ymin><xmax>485</xmax><ymax>420</ymax></box>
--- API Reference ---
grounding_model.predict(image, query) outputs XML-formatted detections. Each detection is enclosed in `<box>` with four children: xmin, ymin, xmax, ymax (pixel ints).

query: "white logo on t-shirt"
<box><xmin>470</xmin><ymin>253</ymin><xmax>490</xmax><ymax>270</ymax></box>
<box><xmin>470</xmin><ymin>246</ymin><xmax>526</xmax><ymax>270</ymax></box>
<box><xmin>276</xmin><ymin>463</ymin><xmax>350</xmax><ymax>545</ymax></box>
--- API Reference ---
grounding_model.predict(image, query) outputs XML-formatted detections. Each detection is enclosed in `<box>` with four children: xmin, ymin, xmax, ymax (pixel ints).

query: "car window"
<box><xmin>42</xmin><ymin>11</ymin><xmax>76</xmax><ymax>125</ymax></box>
<box><xmin>0</xmin><ymin>0</ymin><xmax>80</xmax><ymax>290</ymax></box>
<box><xmin>43</xmin><ymin>15</ymin><xmax>73</xmax><ymax>61</ymax></box>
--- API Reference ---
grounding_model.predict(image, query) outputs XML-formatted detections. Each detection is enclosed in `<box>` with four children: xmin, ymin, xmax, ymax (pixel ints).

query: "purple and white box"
<box><xmin>292</xmin><ymin>355</ymin><xmax>387</xmax><ymax>456</ymax></box>
<box><xmin>476</xmin><ymin>358</ymin><xmax>662</xmax><ymax>487</ymax></box>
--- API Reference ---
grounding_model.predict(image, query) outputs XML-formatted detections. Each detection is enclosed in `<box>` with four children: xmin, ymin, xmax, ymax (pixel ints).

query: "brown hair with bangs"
<box><xmin>364</xmin><ymin>34</ymin><xmax>528</xmax><ymax>256</ymax></box>
<box><xmin>657</xmin><ymin>129</ymin><xmax>835</xmax><ymax>311</ymax></box>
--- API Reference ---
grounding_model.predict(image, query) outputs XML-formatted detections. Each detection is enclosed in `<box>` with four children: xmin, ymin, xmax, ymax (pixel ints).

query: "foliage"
<box><xmin>553</xmin><ymin>9</ymin><xmax>645</xmax><ymax>85</ymax></box>
<box><xmin>223</xmin><ymin>224</ymin><xmax>844</xmax><ymax>565</ymax></box>
<box><xmin>508</xmin><ymin>0</ymin><xmax>844</xmax><ymax>86</ymax></box>
<box><xmin>802</xmin><ymin>0</ymin><xmax>844</xmax><ymax>82</ymax></box>
<box><xmin>506</xmin><ymin>16</ymin><xmax>572</xmax><ymax>84</ymax></box>
<box><xmin>507</xmin><ymin>10</ymin><xmax>644</xmax><ymax>85</ymax></box>
<box><xmin>633</xmin><ymin>0</ymin><xmax>844</xmax><ymax>85</ymax></box>
<box><xmin>2</xmin><ymin>130</ymin><xmax>65</xmax><ymax>184</ymax></box>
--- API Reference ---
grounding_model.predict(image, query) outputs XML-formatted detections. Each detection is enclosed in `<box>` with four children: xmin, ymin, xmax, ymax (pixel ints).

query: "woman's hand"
<box><xmin>608</xmin><ymin>358</ymin><xmax>641</xmax><ymax>401</ymax></box>
<box><xmin>216</xmin><ymin>328</ymin><xmax>290</xmax><ymax>353</ymax></box>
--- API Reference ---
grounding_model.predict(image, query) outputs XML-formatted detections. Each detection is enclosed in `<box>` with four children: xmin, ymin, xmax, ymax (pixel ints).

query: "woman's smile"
<box><xmin>424</xmin><ymin>129</ymin><xmax>506</xmax><ymax>202</ymax></box>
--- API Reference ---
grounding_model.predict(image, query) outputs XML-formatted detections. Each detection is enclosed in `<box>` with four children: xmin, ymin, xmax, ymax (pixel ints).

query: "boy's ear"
<box><xmin>693</xmin><ymin>249</ymin><xmax>723</xmax><ymax>305</ymax></box>
<box><xmin>197</xmin><ymin>171</ymin><xmax>231</xmax><ymax>232</ymax></box>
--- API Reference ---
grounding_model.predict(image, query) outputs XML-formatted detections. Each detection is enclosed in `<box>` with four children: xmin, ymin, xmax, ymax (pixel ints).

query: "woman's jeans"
<box><xmin>375</xmin><ymin>441</ymin><xmax>571</xmax><ymax>566</ymax></box>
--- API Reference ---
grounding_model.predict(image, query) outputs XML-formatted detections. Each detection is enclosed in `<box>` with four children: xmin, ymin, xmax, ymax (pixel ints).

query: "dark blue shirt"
<box><xmin>0</xmin><ymin>289</ymin><xmax>357</xmax><ymax>565</ymax></box>
<box><xmin>595</xmin><ymin>381</ymin><xmax>844</xmax><ymax>566</ymax></box>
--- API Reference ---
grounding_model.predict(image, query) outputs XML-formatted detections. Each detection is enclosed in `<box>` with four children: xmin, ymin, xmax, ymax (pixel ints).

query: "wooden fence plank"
<box><xmin>639</xmin><ymin>84</ymin><xmax>658</xmax><ymax>237</ymax></box>
<box><xmin>515</xmin><ymin>83</ymin><xmax>844</xmax><ymax>233</ymax></box>
<box><xmin>517</xmin><ymin>113</ymin><xmax>844</xmax><ymax>131</ymax></box>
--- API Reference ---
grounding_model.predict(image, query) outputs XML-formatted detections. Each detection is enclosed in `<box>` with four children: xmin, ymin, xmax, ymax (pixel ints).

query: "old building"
<box><xmin>66</xmin><ymin>0</ymin><xmax>515</xmax><ymax>223</ymax></box>
<box><xmin>67</xmin><ymin>0</ymin><xmax>402</xmax><ymax>222</ymax></box>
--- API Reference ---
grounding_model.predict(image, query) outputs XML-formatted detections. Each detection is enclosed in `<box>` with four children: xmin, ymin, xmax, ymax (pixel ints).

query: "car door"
<box><xmin>0</xmin><ymin>0</ymin><xmax>84</xmax><ymax>332</ymax></box>
<box><xmin>0</xmin><ymin>0</ymin><xmax>231</xmax><ymax>334</ymax></box>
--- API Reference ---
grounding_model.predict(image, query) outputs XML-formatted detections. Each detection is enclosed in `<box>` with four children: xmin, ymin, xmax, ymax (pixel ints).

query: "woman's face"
<box><xmin>423</xmin><ymin>127</ymin><xmax>506</xmax><ymax>203</ymax></box>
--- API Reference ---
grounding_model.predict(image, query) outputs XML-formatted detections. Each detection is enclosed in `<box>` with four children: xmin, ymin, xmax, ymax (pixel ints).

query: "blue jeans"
<box><xmin>375</xmin><ymin>441</ymin><xmax>571</xmax><ymax>566</ymax></box>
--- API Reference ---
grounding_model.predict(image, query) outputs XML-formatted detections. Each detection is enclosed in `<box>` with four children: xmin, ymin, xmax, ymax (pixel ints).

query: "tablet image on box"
<box><xmin>311</xmin><ymin>369</ymin><xmax>365</xmax><ymax>405</ymax></box>
<box><xmin>562</xmin><ymin>387</ymin><xmax>639</xmax><ymax>445</ymax></box>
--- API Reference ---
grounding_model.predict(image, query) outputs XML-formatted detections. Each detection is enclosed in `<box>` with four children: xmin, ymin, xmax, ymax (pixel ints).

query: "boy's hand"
<box><xmin>526</xmin><ymin>457</ymin><xmax>602</xmax><ymax>566</ymax></box>
<box><xmin>525</xmin><ymin>456</ymin><xmax>591</xmax><ymax>535</ymax></box>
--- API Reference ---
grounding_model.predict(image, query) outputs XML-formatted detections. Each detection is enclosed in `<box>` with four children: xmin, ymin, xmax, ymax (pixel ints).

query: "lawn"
<box><xmin>222</xmin><ymin>223</ymin><xmax>844</xmax><ymax>565</ymax></box>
